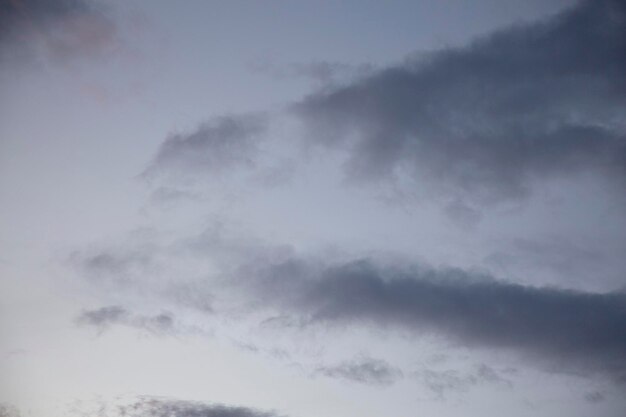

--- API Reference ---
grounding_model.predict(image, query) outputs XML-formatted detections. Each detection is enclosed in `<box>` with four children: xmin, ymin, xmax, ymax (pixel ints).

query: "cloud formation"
<box><xmin>76</xmin><ymin>306</ymin><xmax>176</xmax><ymax>335</ymax></box>
<box><xmin>0</xmin><ymin>0</ymin><xmax>118</xmax><ymax>66</ymax></box>
<box><xmin>412</xmin><ymin>364</ymin><xmax>512</xmax><ymax>397</ymax></box>
<box><xmin>71</xmin><ymin>226</ymin><xmax>626</xmax><ymax>382</ymax></box>
<box><xmin>314</xmin><ymin>357</ymin><xmax>403</xmax><ymax>386</ymax></box>
<box><xmin>247</xmin><ymin>258</ymin><xmax>626</xmax><ymax>380</ymax></box>
<box><xmin>114</xmin><ymin>397</ymin><xmax>282</xmax><ymax>417</ymax></box>
<box><xmin>294</xmin><ymin>0</ymin><xmax>626</xmax><ymax>202</ymax></box>
<box><xmin>0</xmin><ymin>404</ymin><xmax>20</xmax><ymax>417</ymax></box>
<box><xmin>143</xmin><ymin>114</ymin><xmax>268</xmax><ymax>181</ymax></box>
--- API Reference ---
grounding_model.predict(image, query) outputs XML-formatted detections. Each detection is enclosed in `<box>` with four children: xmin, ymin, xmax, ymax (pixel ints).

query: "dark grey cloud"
<box><xmin>114</xmin><ymin>397</ymin><xmax>282</xmax><ymax>417</ymax></box>
<box><xmin>0</xmin><ymin>0</ymin><xmax>118</xmax><ymax>66</ymax></box>
<box><xmin>314</xmin><ymin>357</ymin><xmax>403</xmax><ymax>386</ymax></box>
<box><xmin>245</xmin><ymin>258</ymin><xmax>626</xmax><ymax>381</ymax></box>
<box><xmin>143</xmin><ymin>114</ymin><xmax>268</xmax><ymax>181</ymax></box>
<box><xmin>76</xmin><ymin>306</ymin><xmax>176</xmax><ymax>335</ymax></box>
<box><xmin>293</xmin><ymin>0</ymin><xmax>626</xmax><ymax>202</ymax></box>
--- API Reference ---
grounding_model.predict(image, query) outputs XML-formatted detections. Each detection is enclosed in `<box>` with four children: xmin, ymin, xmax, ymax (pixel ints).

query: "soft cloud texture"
<box><xmin>314</xmin><ymin>357</ymin><xmax>403</xmax><ymax>386</ymax></box>
<box><xmin>6</xmin><ymin>0</ymin><xmax>626</xmax><ymax>416</ymax></box>
<box><xmin>0</xmin><ymin>404</ymin><xmax>20</xmax><ymax>417</ymax></box>
<box><xmin>412</xmin><ymin>364</ymin><xmax>511</xmax><ymax>397</ymax></box>
<box><xmin>76</xmin><ymin>306</ymin><xmax>176</xmax><ymax>336</ymax></box>
<box><xmin>66</xmin><ymin>397</ymin><xmax>284</xmax><ymax>417</ymax></box>
<box><xmin>245</xmin><ymin>258</ymin><xmax>626</xmax><ymax>380</ymax></box>
<box><xmin>294</xmin><ymin>0</ymin><xmax>626</xmax><ymax>202</ymax></box>
<box><xmin>0</xmin><ymin>0</ymin><xmax>118</xmax><ymax>66</ymax></box>
<box><xmin>143</xmin><ymin>114</ymin><xmax>269</xmax><ymax>181</ymax></box>
<box><xmin>113</xmin><ymin>397</ymin><xmax>282</xmax><ymax>417</ymax></box>
<box><xmin>70</xmin><ymin>225</ymin><xmax>626</xmax><ymax>382</ymax></box>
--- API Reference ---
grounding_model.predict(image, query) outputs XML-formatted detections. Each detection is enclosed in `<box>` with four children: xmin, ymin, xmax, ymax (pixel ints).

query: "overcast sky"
<box><xmin>2</xmin><ymin>1</ymin><xmax>626</xmax><ymax>416</ymax></box>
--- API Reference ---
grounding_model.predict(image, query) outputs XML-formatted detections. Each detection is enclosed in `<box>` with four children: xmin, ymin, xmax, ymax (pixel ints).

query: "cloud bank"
<box><xmin>247</xmin><ymin>258</ymin><xmax>626</xmax><ymax>380</ymax></box>
<box><xmin>294</xmin><ymin>0</ymin><xmax>626</xmax><ymax>202</ymax></box>
<box><xmin>71</xmin><ymin>227</ymin><xmax>626</xmax><ymax>382</ymax></box>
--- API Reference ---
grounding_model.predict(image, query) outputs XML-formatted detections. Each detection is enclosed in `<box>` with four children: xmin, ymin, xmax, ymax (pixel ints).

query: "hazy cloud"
<box><xmin>315</xmin><ymin>357</ymin><xmax>403</xmax><ymax>386</ymax></box>
<box><xmin>143</xmin><ymin>114</ymin><xmax>268</xmax><ymax>181</ymax></box>
<box><xmin>413</xmin><ymin>364</ymin><xmax>511</xmax><ymax>397</ymax></box>
<box><xmin>249</xmin><ymin>59</ymin><xmax>374</xmax><ymax>87</ymax></box>
<box><xmin>0</xmin><ymin>404</ymin><xmax>20</xmax><ymax>417</ymax></box>
<box><xmin>114</xmin><ymin>397</ymin><xmax>282</xmax><ymax>417</ymax></box>
<box><xmin>76</xmin><ymin>306</ymin><xmax>176</xmax><ymax>336</ymax></box>
<box><xmin>0</xmin><ymin>0</ymin><xmax>118</xmax><ymax>66</ymax></box>
<box><xmin>584</xmin><ymin>391</ymin><xmax>606</xmax><ymax>404</ymax></box>
<box><xmin>293</xmin><ymin>0</ymin><xmax>626</xmax><ymax>203</ymax></box>
<box><xmin>484</xmin><ymin>233</ymin><xmax>626</xmax><ymax>292</ymax></box>
<box><xmin>70</xmin><ymin>243</ymin><xmax>156</xmax><ymax>286</ymax></box>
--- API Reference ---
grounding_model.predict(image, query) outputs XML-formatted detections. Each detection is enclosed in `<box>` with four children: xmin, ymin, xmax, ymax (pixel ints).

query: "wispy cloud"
<box><xmin>109</xmin><ymin>397</ymin><xmax>283</xmax><ymax>417</ymax></box>
<box><xmin>0</xmin><ymin>0</ymin><xmax>119</xmax><ymax>67</ymax></box>
<box><xmin>142</xmin><ymin>114</ymin><xmax>269</xmax><ymax>181</ymax></box>
<box><xmin>314</xmin><ymin>357</ymin><xmax>403</xmax><ymax>386</ymax></box>
<box><xmin>76</xmin><ymin>306</ymin><xmax>177</xmax><ymax>336</ymax></box>
<box><xmin>412</xmin><ymin>364</ymin><xmax>511</xmax><ymax>397</ymax></box>
<box><xmin>0</xmin><ymin>403</ymin><xmax>20</xmax><ymax>417</ymax></box>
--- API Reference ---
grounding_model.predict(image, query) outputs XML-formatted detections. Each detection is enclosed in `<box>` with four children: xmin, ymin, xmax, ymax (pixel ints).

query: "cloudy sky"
<box><xmin>1</xmin><ymin>0</ymin><xmax>626</xmax><ymax>416</ymax></box>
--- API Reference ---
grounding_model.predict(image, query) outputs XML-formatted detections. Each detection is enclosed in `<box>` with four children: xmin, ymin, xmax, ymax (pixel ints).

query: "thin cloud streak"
<box><xmin>114</xmin><ymin>397</ymin><xmax>283</xmax><ymax>417</ymax></box>
<box><xmin>76</xmin><ymin>306</ymin><xmax>177</xmax><ymax>336</ymax></box>
<box><xmin>314</xmin><ymin>357</ymin><xmax>403</xmax><ymax>386</ymax></box>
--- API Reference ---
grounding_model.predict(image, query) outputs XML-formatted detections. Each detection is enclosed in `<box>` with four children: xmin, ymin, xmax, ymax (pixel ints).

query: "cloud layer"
<box><xmin>71</xmin><ymin>226</ymin><xmax>626</xmax><ymax>382</ymax></box>
<box><xmin>294</xmin><ymin>0</ymin><xmax>626</xmax><ymax>202</ymax></box>
<box><xmin>247</xmin><ymin>258</ymin><xmax>626</xmax><ymax>380</ymax></box>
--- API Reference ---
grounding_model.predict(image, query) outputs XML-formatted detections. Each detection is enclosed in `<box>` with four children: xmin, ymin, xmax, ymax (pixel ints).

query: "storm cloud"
<box><xmin>294</xmin><ymin>0</ymin><xmax>626</xmax><ymax>202</ymax></box>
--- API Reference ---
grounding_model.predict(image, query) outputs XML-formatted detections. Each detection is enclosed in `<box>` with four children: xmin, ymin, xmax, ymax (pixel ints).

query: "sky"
<box><xmin>1</xmin><ymin>0</ymin><xmax>626</xmax><ymax>416</ymax></box>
